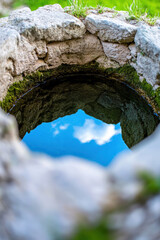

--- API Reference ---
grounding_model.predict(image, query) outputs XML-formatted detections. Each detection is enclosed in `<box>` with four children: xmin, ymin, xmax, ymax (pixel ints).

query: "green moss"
<box><xmin>0</xmin><ymin>79</ymin><xmax>33</xmax><ymax>112</ymax></box>
<box><xmin>1</xmin><ymin>63</ymin><xmax>160</xmax><ymax>114</ymax></box>
<box><xmin>154</xmin><ymin>88</ymin><xmax>160</xmax><ymax>108</ymax></box>
<box><xmin>134</xmin><ymin>79</ymin><xmax>160</xmax><ymax>110</ymax></box>
<box><xmin>107</xmin><ymin>64</ymin><xmax>160</xmax><ymax>112</ymax></box>
<box><xmin>0</xmin><ymin>63</ymin><xmax>101</xmax><ymax>112</ymax></box>
<box><xmin>0</xmin><ymin>70</ymin><xmax>53</xmax><ymax>112</ymax></box>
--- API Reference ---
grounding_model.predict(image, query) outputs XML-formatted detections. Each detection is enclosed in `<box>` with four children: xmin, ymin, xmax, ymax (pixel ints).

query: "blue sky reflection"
<box><xmin>23</xmin><ymin>109</ymin><xmax>128</xmax><ymax>166</ymax></box>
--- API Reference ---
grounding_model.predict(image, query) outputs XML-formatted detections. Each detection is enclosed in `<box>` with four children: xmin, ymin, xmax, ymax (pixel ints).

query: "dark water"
<box><xmin>9</xmin><ymin>74</ymin><xmax>159</xmax><ymax>166</ymax></box>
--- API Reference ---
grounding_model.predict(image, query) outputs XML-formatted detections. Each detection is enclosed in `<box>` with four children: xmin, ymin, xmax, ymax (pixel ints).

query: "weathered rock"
<box><xmin>0</xmin><ymin>4</ymin><xmax>160</xmax><ymax>240</ymax></box>
<box><xmin>129</xmin><ymin>43</ymin><xmax>137</xmax><ymax>58</ymax></box>
<box><xmin>45</xmin><ymin>34</ymin><xmax>103</xmax><ymax>67</ymax></box>
<box><xmin>133</xmin><ymin>25</ymin><xmax>160</xmax><ymax>85</ymax></box>
<box><xmin>1</xmin><ymin>4</ymin><xmax>160</xmax><ymax>102</ymax></box>
<box><xmin>135</xmin><ymin>25</ymin><xmax>160</xmax><ymax>61</ymax></box>
<box><xmin>0</xmin><ymin>27</ymin><xmax>20</xmax><ymax>60</ymax></box>
<box><xmin>34</xmin><ymin>40</ymin><xmax>47</xmax><ymax>58</ymax></box>
<box><xmin>12</xmin><ymin>36</ymin><xmax>38</xmax><ymax>76</ymax></box>
<box><xmin>0</xmin><ymin>5</ymin><xmax>85</xmax><ymax>99</ymax></box>
<box><xmin>96</xmin><ymin>55</ymin><xmax>120</xmax><ymax>69</ymax></box>
<box><xmin>133</xmin><ymin>53</ymin><xmax>160</xmax><ymax>86</ymax></box>
<box><xmin>39</xmin><ymin>3</ymin><xmax>64</xmax><ymax>12</ymax></box>
<box><xmin>100</xmin><ymin>10</ymin><xmax>130</xmax><ymax>22</ymax></box>
<box><xmin>102</xmin><ymin>42</ymin><xmax>131</xmax><ymax>65</ymax></box>
<box><xmin>0</xmin><ymin>27</ymin><xmax>19</xmax><ymax>100</ymax></box>
<box><xmin>7</xmin><ymin>5</ymin><xmax>86</xmax><ymax>42</ymax></box>
<box><xmin>85</xmin><ymin>14</ymin><xmax>137</xmax><ymax>43</ymax></box>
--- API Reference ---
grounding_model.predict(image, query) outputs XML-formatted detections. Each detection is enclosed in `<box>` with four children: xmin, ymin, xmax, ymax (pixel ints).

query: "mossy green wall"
<box><xmin>1</xmin><ymin>63</ymin><xmax>160</xmax><ymax>115</ymax></box>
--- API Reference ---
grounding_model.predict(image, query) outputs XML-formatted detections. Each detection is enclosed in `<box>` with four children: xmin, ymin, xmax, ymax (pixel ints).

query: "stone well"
<box><xmin>0</xmin><ymin>4</ymin><xmax>160</xmax><ymax>240</ymax></box>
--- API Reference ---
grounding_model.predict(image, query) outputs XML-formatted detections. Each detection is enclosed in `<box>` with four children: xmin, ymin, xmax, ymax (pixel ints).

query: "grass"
<box><xmin>12</xmin><ymin>0</ymin><xmax>160</xmax><ymax>25</ymax></box>
<box><xmin>67</xmin><ymin>0</ymin><xmax>88</xmax><ymax>17</ymax></box>
<box><xmin>126</xmin><ymin>0</ymin><xmax>159</xmax><ymax>25</ymax></box>
<box><xmin>13</xmin><ymin>0</ymin><xmax>160</xmax><ymax>18</ymax></box>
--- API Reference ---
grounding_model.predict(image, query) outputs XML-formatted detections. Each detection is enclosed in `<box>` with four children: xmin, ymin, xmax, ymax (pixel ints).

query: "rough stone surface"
<box><xmin>129</xmin><ymin>43</ymin><xmax>137</xmax><ymax>58</ymax></box>
<box><xmin>135</xmin><ymin>25</ymin><xmax>160</xmax><ymax>61</ymax></box>
<box><xmin>1</xmin><ymin>5</ymin><xmax>160</xmax><ymax>99</ymax></box>
<box><xmin>0</xmin><ymin>7</ymin><xmax>160</xmax><ymax>239</ymax></box>
<box><xmin>13</xmin><ymin>36</ymin><xmax>38</xmax><ymax>76</ymax></box>
<box><xmin>7</xmin><ymin>5</ymin><xmax>86</xmax><ymax>42</ymax></box>
<box><xmin>45</xmin><ymin>34</ymin><xmax>103</xmax><ymax>67</ymax></box>
<box><xmin>102</xmin><ymin>42</ymin><xmax>131</xmax><ymax>65</ymax></box>
<box><xmin>96</xmin><ymin>55</ymin><xmax>120</xmax><ymax>68</ymax></box>
<box><xmin>34</xmin><ymin>40</ymin><xmax>47</xmax><ymax>58</ymax></box>
<box><xmin>133</xmin><ymin>26</ymin><xmax>160</xmax><ymax>85</ymax></box>
<box><xmin>0</xmin><ymin>27</ymin><xmax>20</xmax><ymax>99</ymax></box>
<box><xmin>85</xmin><ymin>14</ymin><xmax>137</xmax><ymax>43</ymax></box>
<box><xmin>133</xmin><ymin>53</ymin><xmax>160</xmax><ymax>85</ymax></box>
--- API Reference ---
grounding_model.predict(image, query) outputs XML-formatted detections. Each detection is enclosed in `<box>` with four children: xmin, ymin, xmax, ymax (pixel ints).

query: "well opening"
<box><xmin>7</xmin><ymin>72</ymin><xmax>159</xmax><ymax>165</ymax></box>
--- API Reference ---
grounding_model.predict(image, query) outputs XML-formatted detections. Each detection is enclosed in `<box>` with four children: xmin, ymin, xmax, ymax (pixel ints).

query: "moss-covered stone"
<box><xmin>0</xmin><ymin>62</ymin><xmax>101</xmax><ymax>112</ymax></box>
<box><xmin>105</xmin><ymin>65</ymin><xmax>160</xmax><ymax>114</ymax></box>
<box><xmin>1</xmin><ymin>62</ymin><xmax>160</xmax><ymax>115</ymax></box>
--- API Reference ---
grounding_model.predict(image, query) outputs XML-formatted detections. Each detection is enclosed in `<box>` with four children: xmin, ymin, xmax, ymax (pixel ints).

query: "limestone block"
<box><xmin>85</xmin><ymin>14</ymin><xmax>137</xmax><ymax>43</ymax></box>
<box><xmin>34</xmin><ymin>40</ymin><xmax>47</xmax><ymax>58</ymax></box>
<box><xmin>102</xmin><ymin>42</ymin><xmax>131</xmax><ymax>65</ymax></box>
<box><xmin>0</xmin><ymin>27</ymin><xmax>20</xmax><ymax>61</ymax></box>
<box><xmin>135</xmin><ymin>25</ymin><xmax>160</xmax><ymax>61</ymax></box>
<box><xmin>27</xmin><ymin>59</ymin><xmax>48</xmax><ymax>73</ymax></box>
<box><xmin>0</xmin><ymin>73</ymin><xmax>13</xmax><ymax>101</ymax></box>
<box><xmin>7</xmin><ymin>5</ymin><xmax>86</xmax><ymax>42</ymax></box>
<box><xmin>45</xmin><ymin>34</ymin><xmax>104</xmax><ymax>67</ymax></box>
<box><xmin>96</xmin><ymin>55</ymin><xmax>120</xmax><ymax>69</ymax></box>
<box><xmin>129</xmin><ymin>43</ymin><xmax>137</xmax><ymax>58</ymax></box>
<box><xmin>12</xmin><ymin>37</ymin><xmax>38</xmax><ymax>76</ymax></box>
<box><xmin>134</xmin><ymin>53</ymin><xmax>160</xmax><ymax>86</ymax></box>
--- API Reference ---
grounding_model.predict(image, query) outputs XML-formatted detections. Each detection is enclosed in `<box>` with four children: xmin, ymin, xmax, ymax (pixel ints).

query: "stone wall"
<box><xmin>0</xmin><ymin>4</ymin><xmax>160</xmax><ymax>104</ymax></box>
<box><xmin>0</xmin><ymin>4</ymin><xmax>160</xmax><ymax>240</ymax></box>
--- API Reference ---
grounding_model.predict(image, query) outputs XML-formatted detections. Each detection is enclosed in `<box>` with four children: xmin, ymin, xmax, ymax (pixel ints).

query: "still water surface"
<box><xmin>9</xmin><ymin>74</ymin><xmax>159</xmax><ymax>166</ymax></box>
<box><xmin>23</xmin><ymin>109</ymin><xmax>128</xmax><ymax>166</ymax></box>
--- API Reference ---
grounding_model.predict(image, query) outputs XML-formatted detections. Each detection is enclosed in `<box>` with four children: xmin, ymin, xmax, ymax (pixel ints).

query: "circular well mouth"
<box><xmin>8</xmin><ymin>73</ymin><xmax>160</xmax><ymax>164</ymax></box>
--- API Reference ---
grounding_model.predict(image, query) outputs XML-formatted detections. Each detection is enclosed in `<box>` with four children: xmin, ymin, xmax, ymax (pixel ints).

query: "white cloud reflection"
<box><xmin>59</xmin><ymin>124</ymin><xmax>69</xmax><ymax>130</ymax></box>
<box><xmin>51</xmin><ymin>123</ymin><xmax>69</xmax><ymax>136</ymax></box>
<box><xmin>53</xmin><ymin>129</ymin><xmax>60</xmax><ymax>136</ymax></box>
<box><xmin>74</xmin><ymin>119</ymin><xmax>121</xmax><ymax>145</ymax></box>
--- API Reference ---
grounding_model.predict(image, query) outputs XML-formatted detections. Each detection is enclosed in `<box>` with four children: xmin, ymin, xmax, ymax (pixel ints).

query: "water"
<box><xmin>9</xmin><ymin>74</ymin><xmax>159</xmax><ymax>166</ymax></box>
<box><xmin>23</xmin><ymin>109</ymin><xmax>128</xmax><ymax>166</ymax></box>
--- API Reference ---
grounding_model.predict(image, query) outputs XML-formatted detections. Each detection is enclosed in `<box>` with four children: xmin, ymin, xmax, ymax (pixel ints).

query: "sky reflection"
<box><xmin>23</xmin><ymin>109</ymin><xmax>128</xmax><ymax>166</ymax></box>
<box><xmin>74</xmin><ymin>119</ymin><xmax>121</xmax><ymax>145</ymax></box>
